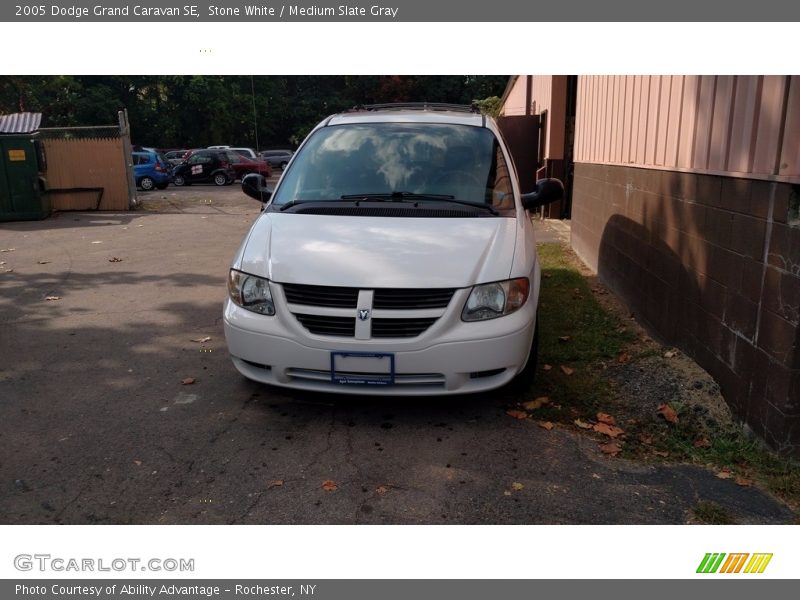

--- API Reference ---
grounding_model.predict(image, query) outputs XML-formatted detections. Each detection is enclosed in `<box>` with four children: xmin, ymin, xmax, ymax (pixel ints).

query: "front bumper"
<box><xmin>222</xmin><ymin>295</ymin><xmax>536</xmax><ymax>396</ymax></box>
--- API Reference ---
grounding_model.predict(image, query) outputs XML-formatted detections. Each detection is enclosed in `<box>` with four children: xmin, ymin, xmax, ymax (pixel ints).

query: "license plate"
<box><xmin>330</xmin><ymin>352</ymin><xmax>395</xmax><ymax>386</ymax></box>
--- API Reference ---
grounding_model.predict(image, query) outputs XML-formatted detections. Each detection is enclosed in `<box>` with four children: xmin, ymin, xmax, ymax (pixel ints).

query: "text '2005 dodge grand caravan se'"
<box><xmin>223</xmin><ymin>103</ymin><xmax>563</xmax><ymax>395</ymax></box>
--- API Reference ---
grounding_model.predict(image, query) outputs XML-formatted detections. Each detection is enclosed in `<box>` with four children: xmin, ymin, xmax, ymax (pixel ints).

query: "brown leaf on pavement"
<box><xmin>108</xmin><ymin>257</ymin><xmax>123</xmax><ymax>263</ymax></box>
<box><xmin>376</xmin><ymin>485</ymin><xmax>390</xmax><ymax>495</ymax></box>
<box><xmin>593</xmin><ymin>422</ymin><xmax>625</xmax><ymax>438</ymax></box>
<box><xmin>716</xmin><ymin>470</ymin><xmax>733</xmax><ymax>480</ymax></box>
<box><xmin>735</xmin><ymin>476</ymin><xmax>753</xmax><ymax>487</ymax></box>
<box><xmin>537</xmin><ymin>421</ymin><xmax>554</xmax><ymax>430</ymax></box>
<box><xmin>522</xmin><ymin>397</ymin><xmax>550</xmax><ymax>411</ymax></box>
<box><xmin>37</xmin><ymin>260</ymin><xmax>50</xmax><ymax>264</ymax></box>
<box><xmin>652</xmin><ymin>450</ymin><xmax>670</xmax><ymax>457</ymax></box>
<box><xmin>191</xmin><ymin>336</ymin><xmax>212</xmax><ymax>343</ymax></box>
<box><xmin>664</xmin><ymin>350</ymin><xmax>677</xmax><ymax>358</ymax></box>
<box><xmin>181</xmin><ymin>377</ymin><xmax>196</xmax><ymax>385</ymax></box>
<box><xmin>596</xmin><ymin>412</ymin><xmax>616</xmax><ymax>425</ymax></box>
<box><xmin>560</xmin><ymin>365</ymin><xmax>575</xmax><ymax>376</ymax></box>
<box><xmin>511</xmin><ymin>482</ymin><xmax>524</xmax><ymax>491</ymax></box>
<box><xmin>0</xmin><ymin>248</ymin><xmax>15</xmax><ymax>252</ymax></box>
<box><xmin>506</xmin><ymin>410</ymin><xmax>528</xmax><ymax>420</ymax></box>
<box><xmin>693</xmin><ymin>437</ymin><xmax>712</xmax><ymax>448</ymax></box>
<box><xmin>44</xmin><ymin>296</ymin><xmax>61</xmax><ymax>301</ymax></box>
<box><xmin>574</xmin><ymin>419</ymin><xmax>593</xmax><ymax>430</ymax></box>
<box><xmin>321</xmin><ymin>480</ymin><xmax>338</xmax><ymax>492</ymax></box>
<box><xmin>267</xmin><ymin>480</ymin><xmax>284</xmax><ymax>489</ymax></box>
<box><xmin>133</xmin><ymin>460</ymin><xmax>142</xmax><ymax>466</ymax></box>
<box><xmin>599</xmin><ymin>442</ymin><xmax>622</xmax><ymax>456</ymax></box>
<box><xmin>656</xmin><ymin>403</ymin><xmax>679</xmax><ymax>424</ymax></box>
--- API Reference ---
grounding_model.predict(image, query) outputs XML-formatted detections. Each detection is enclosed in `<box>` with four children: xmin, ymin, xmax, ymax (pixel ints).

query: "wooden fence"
<box><xmin>42</xmin><ymin>134</ymin><xmax>132</xmax><ymax>211</ymax></box>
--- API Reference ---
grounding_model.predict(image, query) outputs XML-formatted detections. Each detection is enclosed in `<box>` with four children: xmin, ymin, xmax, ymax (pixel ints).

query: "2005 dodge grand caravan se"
<box><xmin>223</xmin><ymin>103</ymin><xmax>563</xmax><ymax>395</ymax></box>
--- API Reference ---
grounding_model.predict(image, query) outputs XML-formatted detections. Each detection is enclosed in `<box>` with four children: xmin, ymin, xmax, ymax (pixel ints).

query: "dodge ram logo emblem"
<box><xmin>358</xmin><ymin>309</ymin><xmax>370</xmax><ymax>321</ymax></box>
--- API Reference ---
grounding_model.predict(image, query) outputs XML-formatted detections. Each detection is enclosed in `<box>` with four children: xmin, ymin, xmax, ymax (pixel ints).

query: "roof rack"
<box><xmin>352</xmin><ymin>102</ymin><xmax>481</xmax><ymax>114</ymax></box>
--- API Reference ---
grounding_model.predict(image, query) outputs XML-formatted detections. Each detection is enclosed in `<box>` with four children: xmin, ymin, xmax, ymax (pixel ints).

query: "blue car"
<box><xmin>132</xmin><ymin>150</ymin><xmax>172</xmax><ymax>191</ymax></box>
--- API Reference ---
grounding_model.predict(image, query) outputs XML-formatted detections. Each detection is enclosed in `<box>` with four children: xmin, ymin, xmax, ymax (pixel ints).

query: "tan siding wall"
<box><xmin>575</xmin><ymin>75</ymin><xmax>800</xmax><ymax>183</ymax></box>
<box><xmin>42</xmin><ymin>137</ymin><xmax>130</xmax><ymax>210</ymax></box>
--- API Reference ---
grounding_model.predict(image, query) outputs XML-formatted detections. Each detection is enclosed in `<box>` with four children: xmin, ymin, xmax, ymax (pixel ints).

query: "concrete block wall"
<box><xmin>571</xmin><ymin>162</ymin><xmax>799</xmax><ymax>454</ymax></box>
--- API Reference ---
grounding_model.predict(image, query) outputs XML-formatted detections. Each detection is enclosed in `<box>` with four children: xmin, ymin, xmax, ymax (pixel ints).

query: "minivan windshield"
<box><xmin>271</xmin><ymin>123</ymin><xmax>515</xmax><ymax>212</ymax></box>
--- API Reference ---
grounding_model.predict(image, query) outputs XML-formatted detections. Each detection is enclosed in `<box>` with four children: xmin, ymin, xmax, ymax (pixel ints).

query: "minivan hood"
<box><xmin>238</xmin><ymin>214</ymin><xmax>518</xmax><ymax>288</ymax></box>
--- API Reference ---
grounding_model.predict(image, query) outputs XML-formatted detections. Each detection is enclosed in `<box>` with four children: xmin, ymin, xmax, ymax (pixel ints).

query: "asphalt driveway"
<box><xmin>0</xmin><ymin>186</ymin><xmax>793</xmax><ymax>524</ymax></box>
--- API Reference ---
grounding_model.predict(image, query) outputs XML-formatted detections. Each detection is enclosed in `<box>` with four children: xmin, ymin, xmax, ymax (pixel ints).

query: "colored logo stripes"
<box><xmin>697</xmin><ymin>553</ymin><xmax>773</xmax><ymax>573</ymax></box>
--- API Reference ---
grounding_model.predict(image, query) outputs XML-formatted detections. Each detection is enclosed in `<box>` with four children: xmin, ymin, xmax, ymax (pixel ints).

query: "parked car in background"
<box><xmin>132</xmin><ymin>150</ymin><xmax>172</xmax><ymax>191</ymax></box>
<box><xmin>259</xmin><ymin>149</ymin><xmax>294</xmax><ymax>170</ymax></box>
<box><xmin>207</xmin><ymin>145</ymin><xmax>231</xmax><ymax>150</ymax></box>
<box><xmin>172</xmin><ymin>149</ymin><xmax>235</xmax><ymax>186</ymax></box>
<box><xmin>224</xmin><ymin>151</ymin><xmax>272</xmax><ymax>180</ymax></box>
<box><xmin>164</xmin><ymin>150</ymin><xmax>188</xmax><ymax>166</ymax></box>
<box><xmin>228</xmin><ymin>147</ymin><xmax>259</xmax><ymax>159</ymax></box>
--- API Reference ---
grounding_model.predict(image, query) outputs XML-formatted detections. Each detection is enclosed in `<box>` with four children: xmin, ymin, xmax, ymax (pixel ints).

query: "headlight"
<box><xmin>462</xmin><ymin>278</ymin><xmax>529</xmax><ymax>322</ymax></box>
<box><xmin>228</xmin><ymin>269</ymin><xmax>275</xmax><ymax>315</ymax></box>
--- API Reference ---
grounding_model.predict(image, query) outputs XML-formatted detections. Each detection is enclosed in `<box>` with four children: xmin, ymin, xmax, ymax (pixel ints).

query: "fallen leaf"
<box><xmin>0</xmin><ymin>261</ymin><xmax>5</xmax><ymax>265</ymax></box>
<box><xmin>574</xmin><ymin>419</ymin><xmax>593</xmax><ymax>430</ymax></box>
<box><xmin>734</xmin><ymin>476</ymin><xmax>753</xmax><ymax>487</ymax></box>
<box><xmin>44</xmin><ymin>296</ymin><xmax>61</xmax><ymax>301</ymax></box>
<box><xmin>617</xmin><ymin>352</ymin><xmax>631</xmax><ymax>363</ymax></box>
<box><xmin>191</xmin><ymin>336</ymin><xmax>212</xmax><ymax>343</ymax></box>
<box><xmin>558</xmin><ymin>335</ymin><xmax>572</xmax><ymax>343</ymax></box>
<box><xmin>133</xmin><ymin>460</ymin><xmax>142</xmax><ymax>466</ymax></box>
<box><xmin>537</xmin><ymin>421</ymin><xmax>554</xmax><ymax>430</ymax></box>
<box><xmin>656</xmin><ymin>403</ymin><xmax>679</xmax><ymax>424</ymax></box>
<box><xmin>376</xmin><ymin>485</ymin><xmax>390</xmax><ymax>495</ymax></box>
<box><xmin>716</xmin><ymin>470</ymin><xmax>733</xmax><ymax>480</ymax></box>
<box><xmin>664</xmin><ymin>350</ymin><xmax>677</xmax><ymax>358</ymax></box>
<box><xmin>37</xmin><ymin>260</ymin><xmax>50</xmax><ymax>264</ymax></box>
<box><xmin>91</xmin><ymin>241</ymin><xmax>103</xmax><ymax>244</ymax></box>
<box><xmin>560</xmin><ymin>365</ymin><xmax>575</xmax><ymax>376</ymax></box>
<box><xmin>3</xmin><ymin>268</ymin><xmax>14</xmax><ymax>273</ymax></box>
<box><xmin>593</xmin><ymin>422</ymin><xmax>625</xmax><ymax>438</ymax></box>
<box><xmin>592</xmin><ymin>473</ymin><xmax>601</xmax><ymax>479</ymax></box>
<box><xmin>267</xmin><ymin>480</ymin><xmax>283</xmax><ymax>489</ymax></box>
<box><xmin>503</xmin><ymin>490</ymin><xmax>512</xmax><ymax>496</ymax></box>
<box><xmin>511</xmin><ymin>482</ymin><xmax>524</xmax><ymax>491</ymax></box>
<box><xmin>522</xmin><ymin>396</ymin><xmax>550</xmax><ymax>411</ymax></box>
<box><xmin>0</xmin><ymin>248</ymin><xmax>15</xmax><ymax>252</ymax></box>
<box><xmin>693</xmin><ymin>437</ymin><xmax>712</xmax><ymax>448</ymax></box>
<box><xmin>108</xmin><ymin>257</ymin><xmax>123</xmax><ymax>263</ymax></box>
<box><xmin>599</xmin><ymin>442</ymin><xmax>622</xmax><ymax>456</ymax></box>
<box><xmin>542</xmin><ymin>364</ymin><xmax>553</xmax><ymax>371</ymax></box>
<box><xmin>638</xmin><ymin>433</ymin><xmax>654</xmax><ymax>445</ymax></box>
<box><xmin>653</xmin><ymin>450</ymin><xmax>670</xmax><ymax>457</ymax></box>
<box><xmin>596</xmin><ymin>412</ymin><xmax>616</xmax><ymax>425</ymax></box>
<box><xmin>506</xmin><ymin>410</ymin><xmax>528</xmax><ymax>420</ymax></box>
<box><xmin>321</xmin><ymin>480</ymin><xmax>338</xmax><ymax>492</ymax></box>
<box><xmin>181</xmin><ymin>377</ymin><xmax>195</xmax><ymax>385</ymax></box>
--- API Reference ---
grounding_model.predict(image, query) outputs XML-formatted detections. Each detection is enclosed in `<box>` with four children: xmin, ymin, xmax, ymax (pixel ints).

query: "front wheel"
<box><xmin>506</xmin><ymin>316</ymin><xmax>539</xmax><ymax>394</ymax></box>
<box><xmin>173</xmin><ymin>174</ymin><xmax>186</xmax><ymax>187</ymax></box>
<box><xmin>139</xmin><ymin>176</ymin><xmax>154</xmax><ymax>191</ymax></box>
<box><xmin>213</xmin><ymin>172</ymin><xmax>228</xmax><ymax>186</ymax></box>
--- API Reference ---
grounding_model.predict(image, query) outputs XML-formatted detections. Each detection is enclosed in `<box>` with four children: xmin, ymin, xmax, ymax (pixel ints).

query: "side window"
<box><xmin>226</xmin><ymin>152</ymin><xmax>242</xmax><ymax>163</ymax></box>
<box><xmin>187</xmin><ymin>155</ymin><xmax>201</xmax><ymax>165</ymax></box>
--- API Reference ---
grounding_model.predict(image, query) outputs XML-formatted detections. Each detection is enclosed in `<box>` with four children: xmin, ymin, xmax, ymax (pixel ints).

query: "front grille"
<box><xmin>371</xmin><ymin>318</ymin><xmax>438</xmax><ymax>338</ymax></box>
<box><xmin>373</xmin><ymin>288</ymin><xmax>455</xmax><ymax>309</ymax></box>
<box><xmin>294</xmin><ymin>314</ymin><xmax>355</xmax><ymax>337</ymax></box>
<box><xmin>283</xmin><ymin>283</ymin><xmax>359</xmax><ymax>308</ymax></box>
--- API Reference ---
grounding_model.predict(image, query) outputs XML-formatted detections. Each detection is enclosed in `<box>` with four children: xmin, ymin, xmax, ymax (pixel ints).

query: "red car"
<box><xmin>223</xmin><ymin>151</ymin><xmax>272</xmax><ymax>180</ymax></box>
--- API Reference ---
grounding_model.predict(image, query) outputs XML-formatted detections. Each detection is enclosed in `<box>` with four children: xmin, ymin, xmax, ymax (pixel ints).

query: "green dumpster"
<box><xmin>0</xmin><ymin>134</ymin><xmax>50</xmax><ymax>221</ymax></box>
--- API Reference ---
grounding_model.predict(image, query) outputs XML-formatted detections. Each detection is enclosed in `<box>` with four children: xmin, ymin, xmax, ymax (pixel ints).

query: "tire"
<box><xmin>173</xmin><ymin>174</ymin><xmax>186</xmax><ymax>187</ymax></box>
<box><xmin>139</xmin><ymin>176</ymin><xmax>155</xmax><ymax>191</ymax></box>
<box><xmin>506</xmin><ymin>316</ymin><xmax>539</xmax><ymax>394</ymax></box>
<box><xmin>213</xmin><ymin>172</ymin><xmax>228</xmax><ymax>186</ymax></box>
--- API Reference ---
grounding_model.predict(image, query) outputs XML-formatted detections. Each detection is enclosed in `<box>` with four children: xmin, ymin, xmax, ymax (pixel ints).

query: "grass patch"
<box><xmin>692</xmin><ymin>501</ymin><xmax>736</xmax><ymax>525</ymax></box>
<box><xmin>513</xmin><ymin>242</ymin><xmax>800</xmax><ymax>514</ymax></box>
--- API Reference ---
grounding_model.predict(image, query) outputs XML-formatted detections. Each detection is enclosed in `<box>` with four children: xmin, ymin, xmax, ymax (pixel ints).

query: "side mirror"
<box><xmin>242</xmin><ymin>173</ymin><xmax>272</xmax><ymax>203</ymax></box>
<box><xmin>521</xmin><ymin>178</ymin><xmax>564</xmax><ymax>211</ymax></box>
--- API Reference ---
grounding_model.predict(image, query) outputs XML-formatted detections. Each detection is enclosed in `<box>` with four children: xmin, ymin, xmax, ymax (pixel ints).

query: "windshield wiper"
<box><xmin>279</xmin><ymin>198</ymin><xmax>342</xmax><ymax>211</ymax></box>
<box><xmin>341</xmin><ymin>192</ymin><xmax>498</xmax><ymax>215</ymax></box>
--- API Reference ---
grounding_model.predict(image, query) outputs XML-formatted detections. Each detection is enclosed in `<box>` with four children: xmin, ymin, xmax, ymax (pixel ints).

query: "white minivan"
<box><xmin>223</xmin><ymin>104</ymin><xmax>563</xmax><ymax>395</ymax></box>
